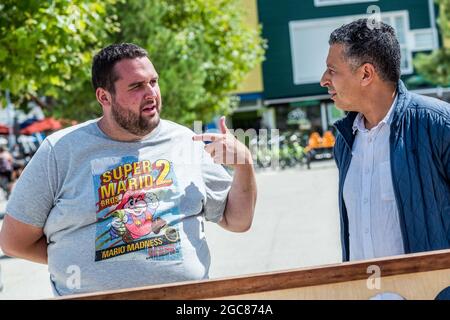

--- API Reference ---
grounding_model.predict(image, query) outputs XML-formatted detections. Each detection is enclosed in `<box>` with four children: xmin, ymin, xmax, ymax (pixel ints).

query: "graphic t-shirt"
<box><xmin>6</xmin><ymin>119</ymin><xmax>232</xmax><ymax>296</ymax></box>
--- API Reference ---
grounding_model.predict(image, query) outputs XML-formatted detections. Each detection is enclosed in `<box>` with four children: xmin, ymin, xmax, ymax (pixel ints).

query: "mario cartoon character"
<box><xmin>109</xmin><ymin>190</ymin><xmax>166</xmax><ymax>243</ymax></box>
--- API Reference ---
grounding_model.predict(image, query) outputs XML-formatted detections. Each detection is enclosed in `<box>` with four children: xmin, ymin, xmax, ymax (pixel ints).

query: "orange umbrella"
<box><xmin>20</xmin><ymin>117</ymin><xmax>62</xmax><ymax>135</ymax></box>
<box><xmin>0</xmin><ymin>124</ymin><xmax>9</xmax><ymax>134</ymax></box>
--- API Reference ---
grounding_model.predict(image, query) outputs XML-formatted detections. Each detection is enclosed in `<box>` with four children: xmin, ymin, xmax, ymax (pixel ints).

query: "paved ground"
<box><xmin>0</xmin><ymin>160</ymin><xmax>341</xmax><ymax>299</ymax></box>
<box><xmin>207</xmin><ymin>161</ymin><xmax>341</xmax><ymax>278</ymax></box>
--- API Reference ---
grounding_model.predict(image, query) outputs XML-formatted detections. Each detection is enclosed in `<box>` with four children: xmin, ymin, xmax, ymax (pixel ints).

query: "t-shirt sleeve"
<box><xmin>200</xmin><ymin>146</ymin><xmax>233</xmax><ymax>223</ymax></box>
<box><xmin>6</xmin><ymin>139</ymin><xmax>58</xmax><ymax>227</ymax></box>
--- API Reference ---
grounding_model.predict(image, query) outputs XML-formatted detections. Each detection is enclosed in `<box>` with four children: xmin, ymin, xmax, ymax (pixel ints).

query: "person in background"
<box><xmin>0</xmin><ymin>146</ymin><xmax>14</xmax><ymax>198</ymax></box>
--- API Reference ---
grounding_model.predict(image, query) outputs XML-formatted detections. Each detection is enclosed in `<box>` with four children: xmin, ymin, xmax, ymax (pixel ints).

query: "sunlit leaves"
<box><xmin>0</xmin><ymin>0</ymin><xmax>120</xmax><ymax>109</ymax></box>
<box><xmin>114</xmin><ymin>0</ymin><xmax>266</xmax><ymax>125</ymax></box>
<box><xmin>413</xmin><ymin>0</ymin><xmax>450</xmax><ymax>86</ymax></box>
<box><xmin>0</xmin><ymin>0</ymin><xmax>265</xmax><ymax>125</ymax></box>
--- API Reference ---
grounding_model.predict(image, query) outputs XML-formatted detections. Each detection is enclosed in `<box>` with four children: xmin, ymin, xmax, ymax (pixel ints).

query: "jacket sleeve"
<box><xmin>443</xmin><ymin>118</ymin><xmax>450</xmax><ymax>183</ymax></box>
<box><xmin>333</xmin><ymin>135</ymin><xmax>344</xmax><ymax>170</ymax></box>
<box><xmin>442</xmin><ymin>118</ymin><xmax>450</xmax><ymax>243</ymax></box>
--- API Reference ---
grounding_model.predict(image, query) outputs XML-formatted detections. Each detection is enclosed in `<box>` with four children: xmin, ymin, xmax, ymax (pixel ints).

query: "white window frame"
<box><xmin>289</xmin><ymin>10</ymin><xmax>414</xmax><ymax>85</ymax></box>
<box><xmin>409</xmin><ymin>28</ymin><xmax>438</xmax><ymax>52</ymax></box>
<box><xmin>314</xmin><ymin>0</ymin><xmax>378</xmax><ymax>7</ymax></box>
<box><xmin>381</xmin><ymin>11</ymin><xmax>413</xmax><ymax>74</ymax></box>
<box><xmin>289</xmin><ymin>18</ymin><xmax>343</xmax><ymax>84</ymax></box>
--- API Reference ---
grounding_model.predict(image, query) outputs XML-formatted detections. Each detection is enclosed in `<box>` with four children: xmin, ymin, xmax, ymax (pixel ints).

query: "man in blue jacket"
<box><xmin>320</xmin><ymin>19</ymin><xmax>450</xmax><ymax>262</ymax></box>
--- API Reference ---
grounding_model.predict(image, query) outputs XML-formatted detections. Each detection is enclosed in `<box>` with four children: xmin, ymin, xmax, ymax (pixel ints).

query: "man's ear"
<box><xmin>95</xmin><ymin>88</ymin><xmax>112</xmax><ymax>108</ymax></box>
<box><xmin>360</xmin><ymin>63</ymin><xmax>375</xmax><ymax>87</ymax></box>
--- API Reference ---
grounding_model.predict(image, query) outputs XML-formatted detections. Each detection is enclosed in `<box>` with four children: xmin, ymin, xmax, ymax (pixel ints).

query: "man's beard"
<box><xmin>111</xmin><ymin>98</ymin><xmax>160</xmax><ymax>136</ymax></box>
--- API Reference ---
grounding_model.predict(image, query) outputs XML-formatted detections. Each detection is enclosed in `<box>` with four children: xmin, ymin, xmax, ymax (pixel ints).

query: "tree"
<box><xmin>112</xmin><ymin>0</ymin><xmax>266</xmax><ymax>125</ymax></box>
<box><xmin>0</xmin><ymin>0</ymin><xmax>120</xmax><ymax>115</ymax></box>
<box><xmin>1</xmin><ymin>0</ymin><xmax>265</xmax><ymax>125</ymax></box>
<box><xmin>414</xmin><ymin>0</ymin><xmax>450</xmax><ymax>86</ymax></box>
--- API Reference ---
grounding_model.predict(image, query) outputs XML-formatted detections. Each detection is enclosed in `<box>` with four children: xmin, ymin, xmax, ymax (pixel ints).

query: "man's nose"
<box><xmin>145</xmin><ymin>83</ymin><xmax>157</xmax><ymax>98</ymax></box>
<box><xmin>320</xmin><ymin>72</ymin><xmax>329</xmax><ymax>88</ymax></box>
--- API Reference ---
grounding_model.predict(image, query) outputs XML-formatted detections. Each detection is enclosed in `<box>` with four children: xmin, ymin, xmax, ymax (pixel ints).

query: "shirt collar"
<box><xmin>352</xmin><ymin>93</ymin><xmax>398</xmax><ymax>134</ymax></box>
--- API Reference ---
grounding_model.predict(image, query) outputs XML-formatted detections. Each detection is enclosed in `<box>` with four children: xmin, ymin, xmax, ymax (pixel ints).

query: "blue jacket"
<box><xmin>333</xmin><ymin>81</ymin><xmax>450</xmax><ymax>261</ymax></box>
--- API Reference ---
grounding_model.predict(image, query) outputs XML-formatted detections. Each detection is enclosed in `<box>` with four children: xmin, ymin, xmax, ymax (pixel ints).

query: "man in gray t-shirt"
<box><xmin>0</xmin><ymin>43</ymin><xmax>257</xmax><ymax>296</ymax></box>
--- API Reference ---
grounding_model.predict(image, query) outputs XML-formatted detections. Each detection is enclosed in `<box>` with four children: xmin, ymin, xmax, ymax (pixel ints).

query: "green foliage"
<box><xmin>414</xmin><ymin>49</ymin><xmax>450</xmax><ymax>86</ymax></box>
<box><xmin>437</xmin><ymin>0</ymin><xmax>450</xmax><ymax>39</ymax></box>
<box><xmin>0</xmin><ymin>0</ymin><xmax>120</xmax><ymax>114</ymax></box>
<box><xmin>113</xmin><ymin>0</ymin><xmax>266</xmax><ymax>125</ymax></box>
<box><xmin>413</xmin><ymin>0</ymin><xmax>450</xmax><ymax>86</ymax></box>
<box><xmin>0</xmin><ymin>0</ymin><xmax>265</xmax><ymax>125</ymax></box>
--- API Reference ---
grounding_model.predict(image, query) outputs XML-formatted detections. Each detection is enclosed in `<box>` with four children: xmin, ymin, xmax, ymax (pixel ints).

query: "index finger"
<box><xmin>192</xmin><ymin>134</ymin><xmax>221</xmax><ymax>142</ymax></box>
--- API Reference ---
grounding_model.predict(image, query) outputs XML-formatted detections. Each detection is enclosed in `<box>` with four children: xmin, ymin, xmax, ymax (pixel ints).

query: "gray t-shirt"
<box><xmin>6</xmin><ymin>119</ymin><xmax>232</xmax><ymax>296</ymax></box>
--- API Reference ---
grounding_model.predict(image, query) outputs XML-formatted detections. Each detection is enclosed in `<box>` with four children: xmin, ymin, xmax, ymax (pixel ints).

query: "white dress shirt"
<box><xmin>343</xmin><ymin>95</ymin><xmax>405</xmax><ymax>261</ymax></box>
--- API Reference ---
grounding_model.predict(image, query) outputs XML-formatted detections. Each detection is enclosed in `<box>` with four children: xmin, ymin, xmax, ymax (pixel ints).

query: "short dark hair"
<box><xmin>91</xmin><ymin>43</ymin><xmax>148</xmax><ymax>93</ymax></box>
<box><xmin>329</xmin><ymin>18</ymin><xmax>401</xmax><ymax>83</ymax></box>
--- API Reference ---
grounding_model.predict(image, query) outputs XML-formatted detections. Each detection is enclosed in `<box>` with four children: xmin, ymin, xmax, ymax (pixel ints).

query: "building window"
<box><xmin>410</xmin><ymin>29</ymin><xmax>437</xmax><ymax>52</ymax></box>
<box><xmin>314</xmin><ymin>0</ymin><xmax>378</xmax><ymax>7</ymax></box>
<box><xmin>289</xmin><ymin>10</ymin><xmax>419</xmax><ymax>85</ymax></box>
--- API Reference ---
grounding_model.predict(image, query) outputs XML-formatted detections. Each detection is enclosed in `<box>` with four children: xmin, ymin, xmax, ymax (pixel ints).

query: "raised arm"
<box><xmin>193</xmin><ymin>116</ymin><xmax>257</xmax><ymax>232</ymax></box>
<box><xmin>218</xmin><ymin>163</ymin><xmax>256</xmax><ymax>232</ymax></box>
